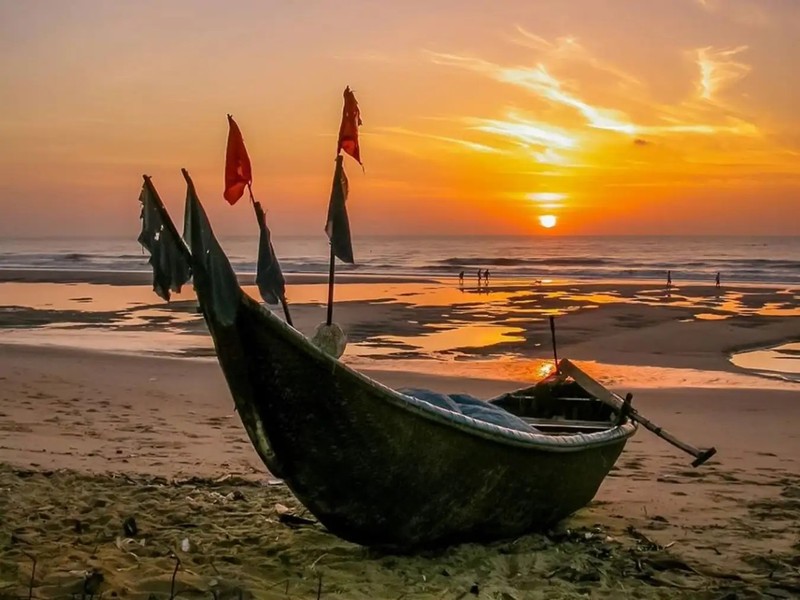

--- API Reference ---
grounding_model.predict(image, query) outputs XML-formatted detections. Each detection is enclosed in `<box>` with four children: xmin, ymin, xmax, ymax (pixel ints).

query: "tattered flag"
<box><xmin>137</xmin><ymin>176</ymin><xmax>191</xmax><ymax>301</ymax></box>
<box><xmin>336</xmin><ymin>86</ymin><xmax>362</xmax><ymax>165</ymax></box>
<box><xmin>253</xmin><ymin>201</ymin><xmax>287</xmax><ymax>305</ymax></box>
<box><xmin>324</xmin><ymin>155</ymin><xmax>353</xmax><ymax>264</ymax></box>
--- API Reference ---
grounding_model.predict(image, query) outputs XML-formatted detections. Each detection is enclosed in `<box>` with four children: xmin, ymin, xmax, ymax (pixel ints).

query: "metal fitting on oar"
<box><xmin>691</xmin><ymin>447</ymin><xmax>717</xmax><ymax>468</ymax></box>
<box><xmin>615</xmin><ymin>393</ymin><xmax>633</xmax><ymax>426</ymax></box>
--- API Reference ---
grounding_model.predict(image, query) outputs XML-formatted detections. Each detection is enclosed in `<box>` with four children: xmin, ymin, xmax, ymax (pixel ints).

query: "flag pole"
<box><xmin>326</xmin><ymin>243</ymin><xmax>336</xmax><ymax>326</ymax></box>
<box><xmin>246</xmin><ymin>182</ymin><xmax>293</xmax><ymax>326</ymax></box>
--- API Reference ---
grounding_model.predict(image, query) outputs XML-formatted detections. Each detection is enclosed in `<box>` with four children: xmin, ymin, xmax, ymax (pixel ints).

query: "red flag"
<box><xmin>224</xmin><ymin>114</ymin><xmax>252</xmax><ymax>205</ymax></box>
<box><xmin>336</xmin><ymin>86</ymin><xmax>362</xmax><ymax>165</ymax></box>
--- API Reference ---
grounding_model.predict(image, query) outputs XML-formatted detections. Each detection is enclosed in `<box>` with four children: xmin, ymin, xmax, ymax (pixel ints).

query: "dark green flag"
<box><xmin>182</xmin><ymin>169</ymin><xmax>240</xmax><ymax>327</ymax></box>
<box><xmin>324</xmin><ymin>155</ymin><xmax>354</xmax><ymax>264</ymax></box>
<box><xmin>253</xmin><ymin>201</ymin><xmax>286</xmax><ymax>305</ymax></box>
<box><xmin>137</xmin><ymin>176</ymin><xmax>191</xmax><ymax>301</ymax></box>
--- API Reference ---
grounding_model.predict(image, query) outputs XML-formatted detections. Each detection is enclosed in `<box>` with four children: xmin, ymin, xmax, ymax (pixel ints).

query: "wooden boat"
<box><xmin>180</xmin><ymin>184</ymin><xmax>638</xmax><ymax>550</ymax></box>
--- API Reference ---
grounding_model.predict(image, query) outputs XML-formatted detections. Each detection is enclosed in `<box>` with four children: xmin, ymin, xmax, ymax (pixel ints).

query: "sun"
<box><xmin>538</xmin><ymin>215</ymin><xmax>557</xmax><ymax>229</ymax></box>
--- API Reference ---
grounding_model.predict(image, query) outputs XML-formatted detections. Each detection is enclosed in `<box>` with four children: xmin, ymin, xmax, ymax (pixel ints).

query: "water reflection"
<box><xmin>730</xmin><ymin>342</ymin><xmax>800</xmax><ymax>382</ymax></box>
<box><xmin>351</xmin><ymin>323</ymin><xmax>525</xmax><ymax>356</ymax></box>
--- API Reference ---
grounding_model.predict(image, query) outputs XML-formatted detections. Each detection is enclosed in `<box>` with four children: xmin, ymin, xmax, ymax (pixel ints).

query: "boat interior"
<box><xmin>491</xmin><ymin>380</ymin><xmax>620</xmax><ymax>434</ymax></box>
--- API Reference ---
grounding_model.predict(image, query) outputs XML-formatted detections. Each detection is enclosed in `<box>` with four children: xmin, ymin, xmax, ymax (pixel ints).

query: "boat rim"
<box><xmin>243</xmin><ymin>293</ymin><xmax>638</xmax><ymax>452</ymax></box>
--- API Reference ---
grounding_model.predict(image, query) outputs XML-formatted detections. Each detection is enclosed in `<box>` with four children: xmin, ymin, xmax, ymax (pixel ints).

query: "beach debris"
<box><xmin>626</xmin><ymin>525</ymin><xmax>662</xmax><ymax>551</ymax></box>
<box><xmin>181</xmin><ymin>537</ymin><xmax>191</xmax><ymax>552</ymax></box>
<box><xmin>115</xmin><ymin>536</ymin><xmax>144</xmax><ymax>563</ymax></box>
<box><xmin>170</xmin><ymin>554</ymin><xmax>182</xmax><ymax>599</ymax></box>
<box><xmin>310</xmin><ymin>553</ymin><xmax>328</xmax><ymax>570</ymax></box>
<box><xmin>23</xmin><ymin>553</ymin><xmax>36</xmax><ymax>600</ymax></box>
<box><xmin>469</xmin><ymin>582</ymin><xmax>480</xmax><ymax>595</ymax></box>
<box><xmin>122</xmin><ymin>515</ymin><xmax>138</xmax><ymax>536</ymax></box>
<box><xmin>274</xmin><ymin>503</ymin><xmax>316</xmax><ymax>526</ymax></box>
<box><xmin>278</xmin><ymin>512</ymin><xmax>317</xmax><ymax>528</ymax></box>
<box><xmin>82</xmin><ymin>569</ymin><xmax>104</xmax><ymax>597</ymax></box>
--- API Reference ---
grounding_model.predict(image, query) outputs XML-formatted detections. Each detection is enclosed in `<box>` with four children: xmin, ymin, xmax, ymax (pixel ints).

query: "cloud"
<box><xmin>511</xmin><ymin>26</ymin><xmax>642</xmax><ymax>88</ymax></box>
<box><xmin>694</xmin><ymin>46</ymin><xmax>751</xmax><ymax>101</ymax></box>
<box><xmin>375</xmin><ymin>126</ymin><xmax>507</xmax><ymax>154</ymax></box>
<box><xmin>468</xmin><ymin>114</ymin><xmax>577</xmax><ymax>150</ymax></box>
<box><xmin>427</xmin><ymin>51</ymin><xmax>635</xmax><ymax>133</ymax></box>
<box><xmin>427</xmin><ymin>38</ymin><xmax>760</xmax><ymax>141</ymax></box>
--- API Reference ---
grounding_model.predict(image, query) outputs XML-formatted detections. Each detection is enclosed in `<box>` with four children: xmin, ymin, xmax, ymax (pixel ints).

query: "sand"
<box><xmin>1</xmin><ymin>275</ymin><xmax>799</xmax><ymax>598</ymax></box>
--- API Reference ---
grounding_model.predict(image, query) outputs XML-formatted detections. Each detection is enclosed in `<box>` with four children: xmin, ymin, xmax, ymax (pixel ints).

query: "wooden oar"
<box><xmin>559</xmin><ymin>359</ymin><xmax>717</xmax><ymax>467</ymax></box>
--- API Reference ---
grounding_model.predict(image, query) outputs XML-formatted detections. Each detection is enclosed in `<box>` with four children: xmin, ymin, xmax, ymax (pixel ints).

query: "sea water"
<box><xmin>1</xmin><ymin>235</ymin><xmax>799</xmax><ymax>285</ymax></box>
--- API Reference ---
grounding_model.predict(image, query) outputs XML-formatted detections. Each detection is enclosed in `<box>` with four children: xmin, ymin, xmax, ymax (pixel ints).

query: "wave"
<box><xmin>2</xmin><ymin>236</ymin><xmax>799</xmax><ymax>285</ymax></box>
<box><xmin>437</xmin><ymin>257</ymin><xmax>612</xmax><ymax>267</ymax></box>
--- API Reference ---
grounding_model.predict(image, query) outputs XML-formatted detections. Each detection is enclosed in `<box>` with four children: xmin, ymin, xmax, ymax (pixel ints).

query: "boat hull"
<box><xmin>208</xmin><ymin>296</ymin><xmax>631</xmax><ymax>549</ymax></box>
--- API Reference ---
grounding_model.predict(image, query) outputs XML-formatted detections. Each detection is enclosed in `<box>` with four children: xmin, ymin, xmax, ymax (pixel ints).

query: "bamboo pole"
<box><xmin>326</xmin><ymin>246</ymin><xmax>336</xmax><ymax>326</ymax></box>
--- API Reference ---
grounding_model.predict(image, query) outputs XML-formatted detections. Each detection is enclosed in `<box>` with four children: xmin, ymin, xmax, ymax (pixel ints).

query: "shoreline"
<box><xmin>2</xmin><ymin>266</ymin><xmax>799</xmax><ymax>289</ymax></box>
<box><xmin>2</xmin><ymin>273</ymin><xmax>799</xmax><ymax>387</ymax></box>
<box><xmin>2</xmin><ymin>338</ymin><xmax>799</xmax><ymax>391</ymax></box>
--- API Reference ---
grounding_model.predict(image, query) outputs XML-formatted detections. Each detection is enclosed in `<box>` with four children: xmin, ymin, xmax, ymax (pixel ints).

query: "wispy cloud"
<box><xmin>417</xmin><ymin>29</ymin><xmax>795</xmax><ymax>204</ymax></box>
<box><xmin>510</xmin><ymin>26</ymin><xmax>642</xmax><ymax>88</ymax></box>
<box><xmin>375</xmin><ymin>126</ymin><xmax>507</xmax><ymax>154</ymax></box>
<box><xmin>468</xmin><ymin>114</ymin><xmax>577</xmax><ymax>150</ymax></box>
<box><xmin>427</xmin><ymin>51</ymin><xmax>635</xmax><ymax>133</ymax></box>
<box><xmin>427</xmin><ymin>39</ymin><xmax>760</xmax><ymax>141</ymax></box>
<box><xmin>694</xmin><ymin>46</ymin><xmax>751</xmax><ymax>101</ymax></box>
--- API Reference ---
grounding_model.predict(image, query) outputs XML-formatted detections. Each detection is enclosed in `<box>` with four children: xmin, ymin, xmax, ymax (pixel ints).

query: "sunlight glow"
<box><xmin>527</xmin><ymin>192</ymin><xmax>567</xmax><ymax>202</ymax></box>
<box><xmin>538</xmin><ymin>215</ymin><xmax>557</xmax><ymax>228</ymax></box>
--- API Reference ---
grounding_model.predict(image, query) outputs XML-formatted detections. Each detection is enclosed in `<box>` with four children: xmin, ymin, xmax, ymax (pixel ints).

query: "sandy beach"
<box><xmin>1</xmin><ymin>274</ymin><xmax>799</xmax><ymax>598</ymax></box>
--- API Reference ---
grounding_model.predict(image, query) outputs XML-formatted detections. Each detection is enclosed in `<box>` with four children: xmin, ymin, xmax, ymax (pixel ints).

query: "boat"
<box><xmin>173</xmin><ymin>176</ymin><xmax>639</xmax><ymax>549</ymax></box>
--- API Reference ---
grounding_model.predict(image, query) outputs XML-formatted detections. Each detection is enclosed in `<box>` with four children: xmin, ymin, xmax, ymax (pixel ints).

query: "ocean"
<box><xmin>1</xmin><ymin>235</ymin><xmax>798</xmax><ymax>285</ymax></box>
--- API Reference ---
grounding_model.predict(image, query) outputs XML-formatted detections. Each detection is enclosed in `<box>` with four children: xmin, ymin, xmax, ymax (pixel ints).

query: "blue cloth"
<box><xmin>398</xmin><ymin>388</ymin><xmax>539</xmax><ymax>434</ymax></box>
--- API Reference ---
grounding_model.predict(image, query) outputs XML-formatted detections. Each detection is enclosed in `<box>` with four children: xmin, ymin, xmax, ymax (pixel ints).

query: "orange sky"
<box><xmin>1</xmin><ymin>0</ymin><xmax>798</xmax><ymax>237</ymax></box>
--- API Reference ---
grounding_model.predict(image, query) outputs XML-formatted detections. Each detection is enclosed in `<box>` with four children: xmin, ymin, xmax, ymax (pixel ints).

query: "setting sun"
<box><xmin>539</xmin><ymin>215</ymin><xmax>557</xmax><ymax>229</ymax></box>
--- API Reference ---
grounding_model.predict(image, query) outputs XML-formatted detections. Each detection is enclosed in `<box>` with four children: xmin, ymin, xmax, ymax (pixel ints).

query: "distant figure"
<box><xmin>458</xmin><ymin>270</ymin><xmax>464</xmax><ymax>285</ymax></box>
<box><xmin>715</xmin><ymin>272</ymin><xmax>721</xmax><ymax>288</ymax></box>
<box><xmin>477</xmin><ymin>269</ymin><xmax>483</xmax><ymax>284</ymax></box>
<box><xmin>484</xmin><ymin>269</ymin><xmax>490</xmax><ymax>284</ymax></box>
<box><xmin>666</xmin><ymin>270</ymin><xmax>672</xmax><ymax>288</ymax></box>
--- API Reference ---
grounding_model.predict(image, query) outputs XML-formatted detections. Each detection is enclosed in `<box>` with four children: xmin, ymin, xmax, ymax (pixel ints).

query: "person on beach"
<box><xmin>458</xmin><ymin>270</ymin><xmax>464</xmax><ymax>285</ymax></box>
<box><xmin>484</xmin><ymin>269</ymin><xmax>490</xmax><ymax>284</ymax></box>
<box><xmin>667</xmin><ymin>270</ymin><xmax>672</xmax><ymax>289</ymax></box>
<box><xmin>715</xmin><ymin>272</ymin><xmax>721</xmax><ymax>288</ymax></box>
<box><xmin>477</xmin><ymin>269</ymin><xmax>483</xmax><ymax>285</ymax></box>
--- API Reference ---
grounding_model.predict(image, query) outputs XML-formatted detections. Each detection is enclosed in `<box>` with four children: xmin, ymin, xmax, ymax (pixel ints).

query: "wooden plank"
<box><xmin>558</xmin><ymin>359</ymin><xmax>625</xmax><ymax>410</ymax></box>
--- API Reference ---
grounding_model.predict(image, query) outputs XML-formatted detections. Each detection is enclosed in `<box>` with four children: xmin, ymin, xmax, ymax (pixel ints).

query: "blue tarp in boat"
<box><xmin>398</xmin><ymin>388</ymin><xmax>539</xmax><ymax>433</ymax></box>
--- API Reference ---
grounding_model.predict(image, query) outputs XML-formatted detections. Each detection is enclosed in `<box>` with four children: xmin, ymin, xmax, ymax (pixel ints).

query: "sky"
<box><xmin>1</xmin><ymin>0</ymin><xmax>798</xmax><ymax>237</ymax></box>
